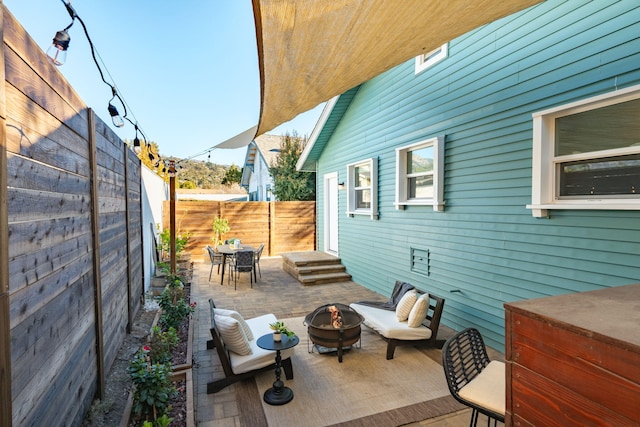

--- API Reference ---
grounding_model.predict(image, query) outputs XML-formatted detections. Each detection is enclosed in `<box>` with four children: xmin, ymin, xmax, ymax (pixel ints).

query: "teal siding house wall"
<box><xmin>299</xmin><ymin>0</ymin><xmax>640</xmax><ymax>351</ymax></box>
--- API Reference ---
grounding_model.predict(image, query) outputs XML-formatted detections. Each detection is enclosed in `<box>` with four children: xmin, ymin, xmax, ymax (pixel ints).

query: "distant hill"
<box><xmin>172</xmin><ymin>158</ymin><xmax>239</xmax><ymax>189</ymax></box>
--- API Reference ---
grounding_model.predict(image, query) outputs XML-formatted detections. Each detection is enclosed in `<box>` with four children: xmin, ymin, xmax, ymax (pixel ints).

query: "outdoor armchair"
<box><xmin>441</xmin><ymin>327</ymin><xmax>505</xmax><ymax>427</ymax></box>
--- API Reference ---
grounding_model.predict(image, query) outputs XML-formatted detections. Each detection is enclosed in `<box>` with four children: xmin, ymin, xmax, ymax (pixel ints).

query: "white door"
<box><xmin>324</xmin><ymin>172</ymin><xmax>339</xmax><ymax>254</ymax></box>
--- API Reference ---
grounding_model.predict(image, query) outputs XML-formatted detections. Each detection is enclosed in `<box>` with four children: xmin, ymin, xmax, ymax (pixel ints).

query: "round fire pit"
<box><xmin>304</xmin><ymin>303</ymin><xmax>364</xmax><ymax>362</ymax></box>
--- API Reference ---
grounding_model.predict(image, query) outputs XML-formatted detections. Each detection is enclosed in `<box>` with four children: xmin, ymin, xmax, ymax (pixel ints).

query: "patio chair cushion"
<box><xmin>353</xmin><ymin>302</ymin><xmax>433</xmax><ymax>340</ymax></box>
<box><xmin>408</xmin><ymin>293</ymin><xmax>429</xmax><ymax>327</ymax></box>
<box><xmin>230</xmin><ymin>313</ymin><xmax>295</xmax><ymax>374</ymax></box>
<box><xmin>396</xmin><ymin>289</ymin><xmax>418</xmax><ymax>321</ymax></box>
<box><xmin>214</xmin><ymin>307</ymin><xmax>254</xmax><ymax>340</ymax></box>
<box><xmin>458</xmin><ymin>360</ymin><xmax>506</xmax><ymax>416</ymax></box>
<box><xmin>214</xmin><ymin>314</ymin><xmax>252</xmax><ymax>356</ymax></box>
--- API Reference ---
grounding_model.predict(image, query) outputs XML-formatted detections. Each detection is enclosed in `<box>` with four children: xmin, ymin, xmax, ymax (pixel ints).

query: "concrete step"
<box><xmin>298</xmin><ymin>271</ymin><xmax>353</xmax><ymax>286</ymax></box>
<box><xmin>281</xmin><ymin>251</ymin><xmax>351</xmax><ymax>285</ymax></box>
<box><xmin>296</xmin><ymin>263</ymin><xmax>347</xmax><ymax>275</ymax></box>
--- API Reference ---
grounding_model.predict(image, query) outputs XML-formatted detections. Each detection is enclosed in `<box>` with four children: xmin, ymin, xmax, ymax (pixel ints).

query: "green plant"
<box><xmin>157</xmin><ymin>225</ymin><xmax>192</xmax><ymax>258</ymax></box>
<box><xmin>129</xmin><ymin>346</ymin><xmax>176</xmax><ymax>421</ymax></box>
<box><xmin>148</xmin><ymin>326</ymin><xmax>179</xmax><ymax>365</ymax></box>
<box><xmin>269</xmin><ymin>321</ymin><xmax>296</xmax><ymax>337</ymax></box>
<box><xmin>158</xmin><ymin>285</ymin><xmax>196</xmax><ymax>330</ymax></box>
<box><xmin>165</xmin><ymin>274</ymin><xmax>184</xmax><ymax>288</ymax></box>
<box><xmin>141</xmin><ymin>414</ymin><xmax>173</xmax><ymax>427</ymax></box>
<box><xmin>156</xmin><ymin>261</ymin><xmax>170</xmax><ymax>275</ymax></box>
<box><xmin>212</xmin><ymin>216</ymin><xmax>231</xmax><ymax>246</ymax></box>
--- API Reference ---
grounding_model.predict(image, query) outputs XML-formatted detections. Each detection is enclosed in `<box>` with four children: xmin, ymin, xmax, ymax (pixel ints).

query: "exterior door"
<box><xmin>324</xmin><ymin>172</ymin><xmax>339</xmax><ymax>254</ymax></box>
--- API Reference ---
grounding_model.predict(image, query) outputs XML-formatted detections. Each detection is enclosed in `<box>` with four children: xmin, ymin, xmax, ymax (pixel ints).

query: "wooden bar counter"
<box><xmin>504</xmin><ymin>283</ymin><xmax>640</xmax><ymax>426</ymax></box>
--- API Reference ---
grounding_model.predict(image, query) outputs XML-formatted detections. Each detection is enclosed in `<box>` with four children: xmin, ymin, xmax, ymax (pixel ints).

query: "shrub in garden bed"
<box><xmin>129</xmin><ymin>346</ymin><xmax>176</xmax><ymax>425</ymax></box>
<box><xmin>128</xmin><ymin>278</ymin><xmax>196</xmax><ymax>426</ymax></box>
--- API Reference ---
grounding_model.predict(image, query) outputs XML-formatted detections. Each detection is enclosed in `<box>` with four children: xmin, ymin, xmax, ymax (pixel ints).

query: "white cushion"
<box><xmin>350</xmin><ymin>303</ymin><xmax>432</xmax><ymax>340</ymax></box>
<box><xmin>214</xmin><ymin>308</ymin><xmax>254</xmax><ymax>340</ymax></box>
<box><xmin>228</xmin><ymin>313</ymin><xmax>295</xmax><ymax>375</ymax></box>
<box><xmin>407</xmin><ymin>293</ymin><xmax>429</xmax><ymax>327</ymax></box>
<box><xmin>214</xmin><ymin>314</ymin><xmax>252</xmax><ymax>356</ymax></box>
<box><xmin>458</xmin><ymin>360</ymin><xmax>506</xmax><ymax>416</ymax></box>
<box><xmin>395</xmin><ymin>289</ymin><xmax>418</xmax><ymax>321</ymax></box>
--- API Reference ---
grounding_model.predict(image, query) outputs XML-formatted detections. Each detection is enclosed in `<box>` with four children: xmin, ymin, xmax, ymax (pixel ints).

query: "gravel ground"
<box><xmin>81</xmin><ymin>302</ymin><xmax>158</xmax><ymax>427</ymax></box>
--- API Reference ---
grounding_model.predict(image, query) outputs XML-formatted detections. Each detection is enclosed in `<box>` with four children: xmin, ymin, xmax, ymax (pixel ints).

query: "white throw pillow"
<box><xmin>408</xmin><ymin>293</ymin><xmax>429</xmax><ymax>327</ymax></box>
<box><xmin>214</xmin><ymin>308</ymin><xmax>254</xmax><ymax>340</ymax></box>
<box><xmin>214</xmin><ymin>314</ymin><xmax>252</xmax><ymax>355</ymax></box>
<box><xmin>396</xmin><ymin>289</ymin><xmax>418</xmax><ymax>321</ymax></box>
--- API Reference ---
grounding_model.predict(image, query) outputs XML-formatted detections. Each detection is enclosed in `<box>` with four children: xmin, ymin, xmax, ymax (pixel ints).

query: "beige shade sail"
<box><xmin>252</xmin><ymin>0</ymin><xmax>543</xmax><ymax>137</ymax></box>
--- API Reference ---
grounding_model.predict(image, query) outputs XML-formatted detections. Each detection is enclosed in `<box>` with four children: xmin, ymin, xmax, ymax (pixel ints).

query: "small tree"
<box><xmin>222</xmin><ymin>164</ymin><xmax>242</xmax><ymax>185</ymax></box>
<box><xmin>270</xmin><ymin>132</ymin><xmax>316</xmax><ymax>201</ymax></box>
<box><xmin>212</xmin><ymin>217</ymin><xmax>231</xmax><ymax>246</ymax></box>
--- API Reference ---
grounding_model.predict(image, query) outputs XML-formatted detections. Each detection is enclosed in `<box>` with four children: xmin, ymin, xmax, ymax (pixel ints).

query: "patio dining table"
<box><xmin>216</xmin><ymin>244</ymin><xmax>256</xmax><ymax>285</ymax></box>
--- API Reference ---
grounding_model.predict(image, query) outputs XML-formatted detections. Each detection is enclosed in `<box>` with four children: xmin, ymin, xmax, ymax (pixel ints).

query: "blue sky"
<box><xmin>4</xmin><ymin>0</ymin><xmax>324</xmax><ymax>166</ymax></box>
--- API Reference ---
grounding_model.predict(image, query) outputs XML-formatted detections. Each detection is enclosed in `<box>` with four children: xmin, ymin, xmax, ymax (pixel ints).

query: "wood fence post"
<box><xmin>269</xmin><ymin>201</ymin><xmax>276</xmax><ymax>256</ymax></box>
<box><xmin>88</xmin><ymin>109</ymin><xmax>105</xmax><ymax>398</ymax></box>
<box><xmin>0</xmin><ymin>6</ymin><xmax>13</xmax><ymax>425</ymax></box>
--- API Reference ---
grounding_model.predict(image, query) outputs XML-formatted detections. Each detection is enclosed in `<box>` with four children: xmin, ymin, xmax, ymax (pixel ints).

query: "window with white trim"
<box><xmin>415</xmin><ymin>43</ymin><xmax>448</xmax><ymax>75</ymax></box>
<box><xmin>528</xmin><ymin>84</ymin><xmax>640</xmax><ymax>218</ymax></box>
<box><xmin>395</xmin><ymin>136</ymin><xmax>445</xmax><ymax>211</ymax></box>
<box><xmin>346</xmin><ymin>158</ymin><xmax>378</xmax><ymax>219</ymax></box>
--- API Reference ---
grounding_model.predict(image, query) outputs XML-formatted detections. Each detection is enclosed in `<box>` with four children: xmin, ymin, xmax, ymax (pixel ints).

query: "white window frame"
<box><xmin>528</xmin><ymin>84</ymin><xmax>640</xmax><ymax>218</ymax></box>
<box><xmin>395</xmin><ymin>136</ymin><xmax>445</xmax><ymax>211</ymax></box>
<box><xmin>346</xmin><ymin>158</ymin><xmax>378</xmax><ymax>219</ymax></box>
<box><xmin>415</xmin><ymin>43</ymin><xmax>448</xmax><ymax>75</ymax></box>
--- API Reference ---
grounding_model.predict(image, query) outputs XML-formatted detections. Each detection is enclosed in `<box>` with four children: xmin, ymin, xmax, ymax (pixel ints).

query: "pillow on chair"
<box><xmin>214</xmin><ymin>314</ymin><xmax>253</xmax><ymax>355</ymax></box>
<box><xmin>214</xmin><ymin>308</ymin><xmax>254</xmax><ymax>340</ymax></box>
<box><xmin>396</xmin><ymin>289</ymin><xmax>418</xmax><ymax>321</ymax></box>
<box><xmin>407</xmin><ymin>293</ymin><xmax>429</xmax><ymax>327</ymax></box>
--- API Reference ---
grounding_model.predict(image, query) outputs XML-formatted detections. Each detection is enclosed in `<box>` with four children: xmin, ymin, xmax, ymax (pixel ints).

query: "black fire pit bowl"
<box><xmin>304</xmin><ymin>303</ymin><xmax>364</xmax><ymax>362</ymax></box>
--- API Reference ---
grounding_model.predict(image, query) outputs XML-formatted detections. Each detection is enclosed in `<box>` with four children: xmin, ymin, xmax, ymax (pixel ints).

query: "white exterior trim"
<box><xmin>527</xmin><ymin>83</ymin><xmax>640</xmax><ymax>217</ymax></box>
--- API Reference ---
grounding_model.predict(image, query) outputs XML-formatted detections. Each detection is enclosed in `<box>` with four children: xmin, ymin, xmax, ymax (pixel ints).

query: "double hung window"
<box><xmin>395</xmin><ymin>136</ymin><xmax>445</xmax><ymax>211</ymax></box>
<box><xmin>346</xmin><ymin>158</ymin><xmax>378</xmax><ymax>219</ymax></box>
<box><xmin>528</xmin><ymin>85</ymin><xmax>640</xmax><ymax>217</ymax></box>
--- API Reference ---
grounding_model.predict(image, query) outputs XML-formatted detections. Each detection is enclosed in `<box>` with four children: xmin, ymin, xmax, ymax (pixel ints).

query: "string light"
<box><xmin>48</xmin><ymin>0</ymin><xmax>153</xmax><ymax>159</ymax></box>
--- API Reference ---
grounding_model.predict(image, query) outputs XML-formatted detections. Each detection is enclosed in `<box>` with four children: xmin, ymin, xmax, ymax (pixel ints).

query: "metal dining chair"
<box><xmin>228</xmin><ymin>249</ymin><xmax>255</xmax><ymax>289</ymax></box>
<box><xmin>254</xmin><ymin>243</ymin><xmax>265</xmax><ymax>278</ymax></box>
<box><xmin>206</xmin><ymin>245</ymin><xmax>224</xmax><ymax>281</ymax></box>
<box><xmin>441</xmin><ymin>328</ymin><xmax>505</xmax><ymax>427</ymax></box>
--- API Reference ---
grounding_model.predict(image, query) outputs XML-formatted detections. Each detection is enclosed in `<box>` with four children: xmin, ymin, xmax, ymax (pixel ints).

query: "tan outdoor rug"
<box><xmin>253</xmin><ymin>317</ymin><xmax>454</xmax><ymax>426</ymax></box>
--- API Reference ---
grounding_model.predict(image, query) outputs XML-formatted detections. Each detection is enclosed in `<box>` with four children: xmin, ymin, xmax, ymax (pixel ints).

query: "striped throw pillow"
<box><xmin>214</xmin><ymin>314</ymin><xmax>252</xmax><ymax>355</ymax></box>
<box><xmin>396</xmin><ymin>289</ymin><xmax>418</xmax><ymax>321</ymax></box>
<box><xmin>214</xmin><ymin>308</ymin><xmax>254</xmax><ymax>340</ymax></box>
<box><xmin>408</xmin><ymin>293</ymin><xmax>429</xmax><ymax>327</ymax></box>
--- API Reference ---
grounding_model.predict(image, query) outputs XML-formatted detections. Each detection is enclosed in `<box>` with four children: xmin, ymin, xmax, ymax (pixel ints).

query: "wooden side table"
<box><xmin>257</xmin><ymin>333</ymin><xmax>299</xmax><ymax>405</ymax></box>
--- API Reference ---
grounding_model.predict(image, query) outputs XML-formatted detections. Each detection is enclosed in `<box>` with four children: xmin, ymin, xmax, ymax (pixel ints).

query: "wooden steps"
<box><xmin>281</xmin><ymin>251</ymin><xmax>352</xmax><ymax>285</ymax></box>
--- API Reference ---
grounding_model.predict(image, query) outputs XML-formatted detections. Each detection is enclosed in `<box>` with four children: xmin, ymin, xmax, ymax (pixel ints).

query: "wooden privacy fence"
<box><xmin>162</xmin><ymin>200</ymin><xmax>316</xmax><ymax>261</ymax></box>
<box><xmin>0</xmin><ymin>8</ymin><xmax>143</xmax><ymax>426</ymax></box>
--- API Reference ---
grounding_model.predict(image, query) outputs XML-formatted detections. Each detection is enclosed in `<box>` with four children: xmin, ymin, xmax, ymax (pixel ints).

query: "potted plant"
<box><xmin>211</xmin><ymin>217</ymin><xmax>231</xmax><ymax>249</ymax></box>
<box><xmin>269</xmin><ymin>321</ymin><xmax>296</xmax><ymax>342</ymax></box>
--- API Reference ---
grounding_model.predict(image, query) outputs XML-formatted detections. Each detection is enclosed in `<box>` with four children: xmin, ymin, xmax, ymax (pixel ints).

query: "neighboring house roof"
<box><xmin>241</xmin><ymin>134</ymin><xmax>283</xmax><ymax>186</ymax></box>
<box><xmin>297</xmin><ymin>86</ymin><xmax>361</xmax><ymax>171</ymax></box>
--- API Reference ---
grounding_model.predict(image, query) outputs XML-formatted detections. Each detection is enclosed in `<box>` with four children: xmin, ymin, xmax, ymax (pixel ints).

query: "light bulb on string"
<box><xmin>46</xmin><ymin>30</ymin><xmax>71</xmax><ymax>66</ymax></box>
<box><xmin>108</xmin><ymin>103</ymin><xmax>124</xmax><ymax>128</ymax></box>
<box><xmin>46</xmin><ymin>1</ymin><xmax>77</xmax><ymax>66</ymax></box>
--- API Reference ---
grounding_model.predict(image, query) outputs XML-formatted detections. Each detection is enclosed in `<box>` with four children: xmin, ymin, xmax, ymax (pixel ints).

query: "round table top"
<box><xmin>256</xmin><ymin>333</ymin><xmax>299</xmax><ymax>351</ymax></box>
